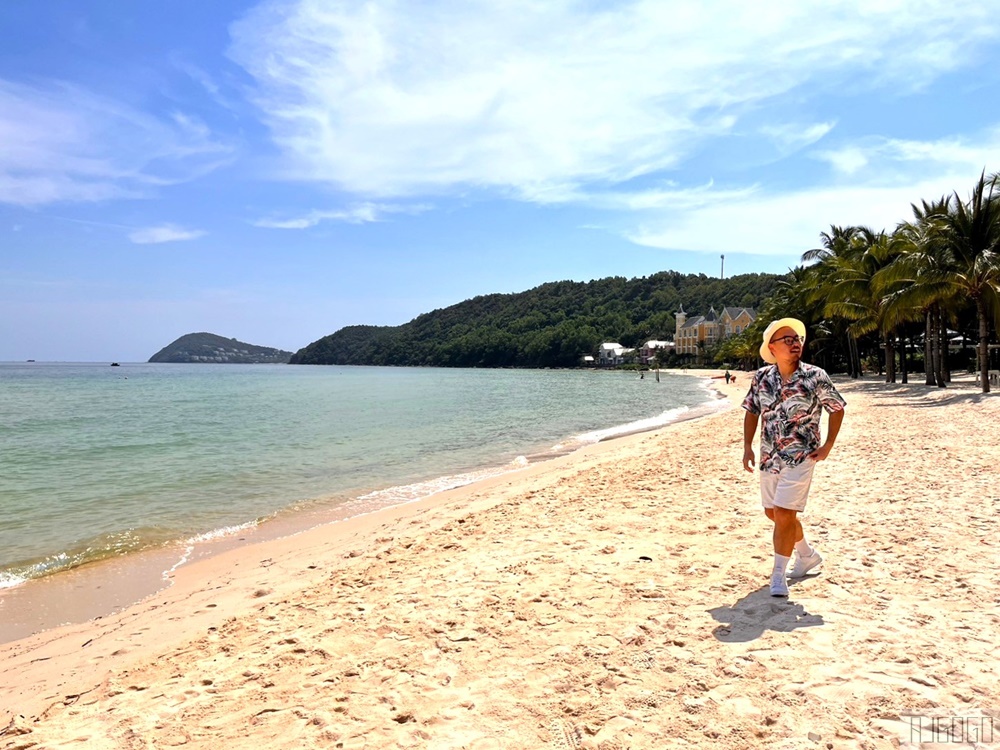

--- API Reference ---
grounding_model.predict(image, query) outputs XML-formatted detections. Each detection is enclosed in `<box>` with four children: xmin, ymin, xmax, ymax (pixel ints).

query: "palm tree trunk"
<box><xmin>924</xmin><ymin>310</ymin><xmax>935</xmax><ymax>385</ymax></box>
<box><xmin>936</xmin><ymin>307</ymin><xmax>948</xmax><ymax>387</ymax></box>
<box><xmin>848</xmin><ymin>334</ymin><xmax>860</xmax><ymax>377</ymax></box>
<box><xmin>884</xmin><ymin>332</ymin><xmax>895</xmax><ymax>383</ymax></box>
<box><xmin>941</xmin><ymin>308</ymin><xmax>951</xmax><ymax>383</ymax></box>
<box><xmin>900</xmin><ymin>335</ymin><xmax>908</xmax><ymax>383</ymax></box>
<box><xmin>978</xmin><ymin>298</ymin><xmax>991</xmax><ymax>394</ymax></box>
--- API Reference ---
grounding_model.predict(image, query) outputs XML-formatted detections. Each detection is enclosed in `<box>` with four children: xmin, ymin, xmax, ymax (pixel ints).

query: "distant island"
<box><xmin>149</xmin><ymin>333</ymin><xmax>293</xmax><ymax>364</ymax></box>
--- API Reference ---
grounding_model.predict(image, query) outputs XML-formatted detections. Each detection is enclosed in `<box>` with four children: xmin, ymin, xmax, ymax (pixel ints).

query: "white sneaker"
<box><xmin>788</xmin><ymin>550</ymin><xmax>823</xmax><ymax>578</ymax></box>
<box><xmin>770</xmin><ymin>573</ymin><xmax>789</xmax><ymax>597</ymax></box>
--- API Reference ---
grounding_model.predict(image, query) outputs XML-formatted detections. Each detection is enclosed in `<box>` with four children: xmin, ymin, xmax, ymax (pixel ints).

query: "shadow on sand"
<box><xmin>707</xmin><ymin>580</ymin><xmax>825</xmax><ymax>643</ymax></box>
<box><xmin>844</xmin><ymin>376</ymin><xmax>996</xmax><ymax>408</ymax></box>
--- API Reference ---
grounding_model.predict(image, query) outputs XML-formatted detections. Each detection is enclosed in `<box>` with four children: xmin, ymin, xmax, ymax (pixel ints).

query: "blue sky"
<box><xmin>3</xmin><ymin>1</ymin><xmax>1000</xmax><ymax>361</ymax></box>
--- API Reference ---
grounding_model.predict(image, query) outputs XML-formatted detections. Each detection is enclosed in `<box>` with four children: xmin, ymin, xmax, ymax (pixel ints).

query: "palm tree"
<box><xmin>714</xmin><ymin>328</ymin><xmax>761</xmax><ymax>371</ymax></box>
<box><xmin>819</xmin><ymin>227</ymin><xmax>911</xmax><ymax>381</ymax></box>
<box><xmin>803</xmin><ymin>225</ymin><xmax>858</xmax><ymax>265</ymax></box>
<box><xmin>802</xmin><ymin>226</ymin><xmax>888</xmax><ymax>378</ymax></box>
<box><xmin>800</xmin><ymin>229</ymin><xmax>867</xmax><ymax>375</ymax></box>
<box><xmin>938</xmin><ymin>172</ymin><xmax>1000</xmax><ymax>393</ymax></box>
<box><xmin>888</xmin><ymin>197</ymin><xmax>954</xmax><ymax>386</ymax></box>
<box><xmin>752</xmin><ymin>265</ymin><xmax>834</xmax><ymax>369</ymax></box>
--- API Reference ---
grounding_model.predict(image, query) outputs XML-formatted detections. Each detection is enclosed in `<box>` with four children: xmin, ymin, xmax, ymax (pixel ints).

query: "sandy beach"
<box><xmin>2</xmin><ymin>372</ymin><xmax>998</xmax><ymax>750</ymax></box>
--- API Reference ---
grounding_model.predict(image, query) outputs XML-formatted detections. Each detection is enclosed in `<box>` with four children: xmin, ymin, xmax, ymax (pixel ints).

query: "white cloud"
<box><xmin>602</xmin><ymin>124</ymin><xmax>1000</xmax><ymax>260</ymax></box>
<box><xmin>576</xmin><ymin>124</ymin><xmax>1000</xmax><ymax>258</ymax></box>
<box><xmin>814</xmin><ymin>131</ymin><xmax>1000</xmax><ymax>181</ymax></box>
<box><xmin>171</xmin><ymin>56</ymin><xmax>222</xmax><ymax>97</ymax></box>
<box><xmin>129</xmin><ymin>225</ymin><xmax>207</xmax><ymax>244</ymax></box>
<box><xmin>583</xmin><ymin>181</ymin><xmax>763</xmax><ymax>212</ymax></box>
<box><xmin>252</xmin><ymin>201</ymin><xmax>430</xmax><ymax>229</ymax></box>
<box><xmin>759</xmin><ymin>122</ymin><xmax>837</xmax><ymax>153</ymax></box>
<box><xmin>170</xmin><ymin>54</ymin><xmax>246</xmax><ymax>114</ymax></box>
<box><xmin>0</xmin><ymin>79</ymin><xmax>234</xmax><ymax>207</ymax></box>
<box><xmin>815</xmin><ymin>146</ymin><xmax>871</xmax><ymax>176</ymax></box>
<box><xmin>624</xmin><ymin>168</ymin><xmax>989</xmax><ymax>257</ymax></box>
<box><xmin>229</xmin><ymin>0</ymin><xmax>998</xmax><ymax>199</ymax></box>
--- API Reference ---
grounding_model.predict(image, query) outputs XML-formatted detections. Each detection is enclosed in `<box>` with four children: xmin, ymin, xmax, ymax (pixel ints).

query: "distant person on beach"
<box><xmin>741</xmin><ymin>318</ymin><xmax>846</xmax><ymax>598</ymax></box>
<box><xmin>724</xmin><ymin>370</ymin><xmax>731</xmax><ymax>384</ymax></box>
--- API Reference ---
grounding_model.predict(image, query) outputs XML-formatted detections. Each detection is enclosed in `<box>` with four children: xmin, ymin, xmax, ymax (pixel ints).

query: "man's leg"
<box><xmin>775</xmin><ymin>461</ymin><xmax>824</xmax><ymax>578</ymax></box>
<box><xmin>772</xmin><ymin>507</ymin><xmax>798</xmax><ymax>556</ymax></box>
<box><xmin>766</xmin><ymin>462</ymin><xmax>816</xmax><ymax>596</ymax></box>
<box><xmin>762</xmin><ymin>506</ymin><xmax>795</xmax><ymax>596</ymax></box>
<box><xmin>765</xmin><ymin>507</ymin><xmax>804</xmax><ymax>546</ymax></box>
<box><xmin>768</xmin><ymin>509</ymin><xmax>793</xmax><ymax>597</ymax></box>
<box><xmin>761</xmin><ymin>480</ymin><xmax>790</xmax><ymax>596</ymax></box>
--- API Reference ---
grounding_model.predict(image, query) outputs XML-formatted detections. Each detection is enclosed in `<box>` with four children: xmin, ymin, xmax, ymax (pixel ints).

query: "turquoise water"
<box><xmin>0</xmin><ymin>363</ymin><xmax>721</xmax><ymax>588</ymax></box>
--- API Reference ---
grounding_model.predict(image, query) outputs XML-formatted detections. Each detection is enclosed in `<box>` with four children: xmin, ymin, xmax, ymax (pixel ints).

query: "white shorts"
<box><xmin>760</xmin><ymin>459</ymin><xmax>816</xmax><ymax>512</ymax></box>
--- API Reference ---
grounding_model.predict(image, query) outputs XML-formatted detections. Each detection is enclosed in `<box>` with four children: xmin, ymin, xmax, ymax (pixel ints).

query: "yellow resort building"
<box><xmin>674</xmin><ymin>305</ymin><xmax>756</xmax><ymax>356</ymax></box>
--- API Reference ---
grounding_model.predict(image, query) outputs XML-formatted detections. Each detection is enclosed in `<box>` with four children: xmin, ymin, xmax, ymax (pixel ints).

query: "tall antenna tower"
<box><xmin>721</xmin><ymin>254</ymin><xmax>725</xmax><ymax>279</ymax></box>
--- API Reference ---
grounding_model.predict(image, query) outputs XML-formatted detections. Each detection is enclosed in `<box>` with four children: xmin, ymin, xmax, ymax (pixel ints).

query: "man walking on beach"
<box><xmin>742</xmin><ymin>318</ymin><xmax>846</xmax><ymax>597</ymax></box>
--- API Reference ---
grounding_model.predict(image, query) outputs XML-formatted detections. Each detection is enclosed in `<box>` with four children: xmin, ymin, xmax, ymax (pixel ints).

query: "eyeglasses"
<box><xmin>770</xmin><ymin>335</ymin><xmax>805</xmax><ymax>346</ymax></box>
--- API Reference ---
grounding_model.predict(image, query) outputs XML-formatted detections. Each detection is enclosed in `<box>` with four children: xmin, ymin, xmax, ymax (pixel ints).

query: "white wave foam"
<box><xmin>346</xmin><ymin>399</ymin><xmax>725</xmax><ymax>517</ymax></box>
<box><xmin>353</xmin><ymin>456</ymin><xmax>530</xmax><ymax>510</ymax></box>
<box><xmin>0</xmin><ymin>572</ymin><xmax>26</xmax><ymax>590</ymax></box>
<box><xmin>184</xmin><ymin>520</ymin><xmax>260</xmax><ymax>545</ymax></box>
<box><xmin>163</xmin><ymin>520</ymin><xmax>263</xmax><ymax>581</ymax></box>
<box><xmin>574</xmin><ymin>406</ymin><xmax>692</xmax><ymax>443</ymax></box>
<box><xmin>0</xmin><ymin>552</ymin><xmax>74</xmax><ymax>588</ymax></box>
<box><xmin>163</xmin><ymin>548</ymin><xmax>191</xmax><ymax>581</ymax></box>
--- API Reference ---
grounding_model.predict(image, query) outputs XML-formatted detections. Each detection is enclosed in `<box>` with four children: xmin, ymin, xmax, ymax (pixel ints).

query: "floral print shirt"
<box><xmin>742</xmin><ymin>362</ymin><xmax>846</xmax><ymax>473</ymax></box>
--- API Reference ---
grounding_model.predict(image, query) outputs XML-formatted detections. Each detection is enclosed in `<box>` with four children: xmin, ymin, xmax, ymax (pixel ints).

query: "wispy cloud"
<box><xmin>624</xmin><ymin>169</ymin><xmax>989</xmax><ymax>257</ymax></box>
<box><xmin>229</xmin><ymin>0</ymin><xmax>998</xmax><ymax>200</ymax></box>
<box><xmin>812</xmin><ymin>130</ymin><xmax>1000</xmax><ymax>182</ymax></box>
<box><xmin>170</xmin><ymin>54</ymin><xmax>244</xmax><ymax>113</ymax></box>
<box><xmin>759</xmin><ymin>122</ymin><xmax>837</xmax><ymax>153</ymax></box>
<box><xmin>496</xmin><ymin>124</ymin><xmax>1000</xmax><ymax>257</ymax></box>
<box><xmin>252</xmin><ymin>202</ymin><xmax>430</xmax><ymax>229</ymax></box>
<box><xmin>574</xmin><ymin>181</ymin><xmax>762</xmax><ymax>213</ymax></box>
<box><xmin>0</xmin><ymin>78</ymin><xmax>234</xmax><ymax>207</ymax></box>
<box><xmin>171</xmin><ymin>56</ymin><xmax>222</xmax><ymax>97</ymax></box>
<box><xmin>129</xmin><ymin>224</ymin><xmax>207</xmax><ymax>244</ymax></box>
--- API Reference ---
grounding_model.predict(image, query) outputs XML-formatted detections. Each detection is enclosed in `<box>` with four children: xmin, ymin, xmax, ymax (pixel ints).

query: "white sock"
<box><xmin>794</xmin><ymin>538</ymin><xmax>814</xmax><ymax>558</ymax></box>
<box><xmin>772</xmin><ymin>553</ymin><xmax>791</xmax><ymax>576</ymax></box>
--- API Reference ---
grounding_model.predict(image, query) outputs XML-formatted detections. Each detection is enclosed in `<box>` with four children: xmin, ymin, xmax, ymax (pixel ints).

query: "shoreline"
<box><xmin>3</xmin><ymin>372</ymin><xmax>998</xmax><ymax>747</ymax></box>
<box><xmin>0</xmin><ymin>376</ymin><xmax>741</xmax><ymax>725</ymax></box>
<box><xmin>0</xmin><ymin>371</ymin><xmax>732</xmax><ymax>645</ymax></box>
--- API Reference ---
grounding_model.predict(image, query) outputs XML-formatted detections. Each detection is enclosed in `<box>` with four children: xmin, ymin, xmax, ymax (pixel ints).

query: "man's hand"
<box><xmin>742</xmin><ymin>411</ymin><xmax>759</xmax><ymax>474</ymax></box>
<box><xmin>808</xmin><ymin>443</ymin><xmax>833</xmax><ymax>461</ymax></box>
<box><xmin>810</xmin><ymin>409</ymin><xmax>844</xmax><ymax>462</ymax></box>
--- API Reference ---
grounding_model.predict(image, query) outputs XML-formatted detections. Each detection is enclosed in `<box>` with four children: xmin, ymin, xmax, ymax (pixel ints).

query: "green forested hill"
<box><xmin>290</xmin><ymin>271</ymin><xmax>787</xmax><ymax>367</ymax></box>
<box><xmin>149</xmin><ymin>333</ymin><xmax>293</xmax><ymax>363</ymax></box>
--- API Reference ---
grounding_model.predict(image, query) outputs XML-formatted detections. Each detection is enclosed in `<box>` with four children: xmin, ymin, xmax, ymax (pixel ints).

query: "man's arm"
<box><xmin>809</xmin><ymin>408</ymin><xmax>845</xmax><ymax>461</ymax></box>
<box><xmin>742</xmin><ymin>411</ymin><xmax>759</xmax><ymax>473</ymax></box>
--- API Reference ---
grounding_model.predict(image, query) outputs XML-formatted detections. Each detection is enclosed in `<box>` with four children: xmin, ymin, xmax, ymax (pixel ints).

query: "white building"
<box><xmin>598</xmin><ymin>342</ymin><xmax>634</xmax><ymax>366</ymax></box>
<box><xmin>639</xmin><ymin>340</ymin><xmax>674</xmax><ymax>364</ymax></box>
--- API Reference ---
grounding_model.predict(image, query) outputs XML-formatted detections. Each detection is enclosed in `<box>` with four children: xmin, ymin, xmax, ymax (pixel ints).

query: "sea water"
<box><xmin>0</xmin><ymin>363</ymin><xmax>723</xmax><ymax>589</ymax></box>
